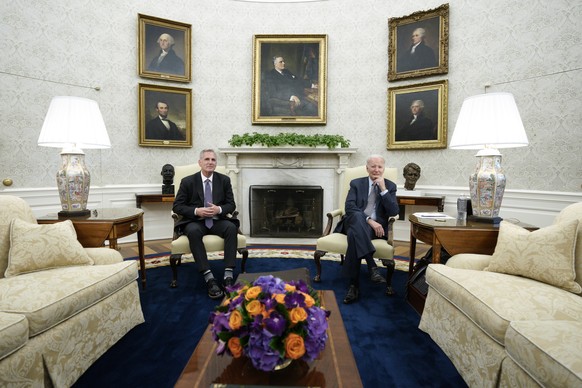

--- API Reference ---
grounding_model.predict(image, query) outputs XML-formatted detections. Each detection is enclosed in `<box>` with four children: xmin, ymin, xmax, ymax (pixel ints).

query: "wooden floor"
<box><xmin>118</xmin><ymin>238</ymin><xmax>429</xmax><ymax>260</ymax></box>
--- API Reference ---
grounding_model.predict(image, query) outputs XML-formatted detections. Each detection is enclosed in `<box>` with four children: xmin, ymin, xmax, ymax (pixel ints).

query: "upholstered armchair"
<box><xmin>169</xmin><ymin>164</ymin><xmax>248</xmax><ymax>288</ymax></box>
<box><xmin>313</xmin><ymin>165</ymin><xmax>398</xmax><ymax>295</ymax></box>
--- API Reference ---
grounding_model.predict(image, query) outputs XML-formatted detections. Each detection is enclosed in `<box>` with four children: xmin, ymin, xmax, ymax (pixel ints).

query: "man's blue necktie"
<box><xmin>204</xmin><ymin>179</ymin><xmax>213</xmax><ymax>228</ymax></box>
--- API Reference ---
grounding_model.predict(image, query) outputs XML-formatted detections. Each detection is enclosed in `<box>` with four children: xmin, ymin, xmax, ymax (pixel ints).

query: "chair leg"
<box><xmin>238</xmin><ymin>247</ymin><xmax>249</xmax><ymax>273</ymax></box>
<box><xmin>313</xmin><ymin>250</ymin><xmax>326</xmax><ymax>282</ymax></box>
<box><xmin>382</xmin><ymin>258</ymin><xmax>396</xmax><ymax>296</ymax></box>
<box><xmin>169</xmin><ymin>254</ymin><xmax>183</xmax><ymax>288</ymax></box>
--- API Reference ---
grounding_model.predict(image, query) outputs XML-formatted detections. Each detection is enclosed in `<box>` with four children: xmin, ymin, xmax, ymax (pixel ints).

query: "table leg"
<box><xmin>433</xmin><ymin>236</ymin><xmax>442</xmax><ymax>264</ymax></box>
<box><xmin>137</xmin><ymin>227</ymin><xmax>146</xmax><ymax>289</ymax></box>
<box><xmin>408</xmin><ymin>230</ymin><xmax>417</xmax><ymax>278</ymax></box>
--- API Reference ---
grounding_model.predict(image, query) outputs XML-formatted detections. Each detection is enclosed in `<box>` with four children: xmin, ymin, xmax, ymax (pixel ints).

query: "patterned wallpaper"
<box><xmin>0</xmin><ymin>0</ymin><xmax>581</xmax><ymax>192</ymax></box>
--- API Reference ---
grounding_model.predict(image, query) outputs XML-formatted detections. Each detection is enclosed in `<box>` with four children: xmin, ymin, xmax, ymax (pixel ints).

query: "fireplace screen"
<box><xmin>249</xmin><ymin>185</ymin><xmax>323</xmax><ymax>238</ymax></box>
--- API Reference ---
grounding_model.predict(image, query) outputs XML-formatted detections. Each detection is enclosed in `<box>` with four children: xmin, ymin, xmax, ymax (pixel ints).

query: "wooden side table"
<box><xmin>37</xmin><ymin>208</ymin><xmax>146</xmax><ymax>289</ymax></box>
<box><xmin>135</xmin><ymin>193</ymin><xmax>175</xmax><ymax>208</ymax></box>
<box><xmin>406</xmin><ymin>214</ymin><xmax>537</xmax><ymax>313</ymax></box>
<box><xmin>396</xmin><ymin>195</ymin><xmax>445</xmax><ymax>220</ymax></box>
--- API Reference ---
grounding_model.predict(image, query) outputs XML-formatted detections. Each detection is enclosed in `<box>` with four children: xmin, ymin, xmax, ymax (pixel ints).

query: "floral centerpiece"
<box><xmin>209</xmin><ymin>275</ymin><xmax>331</xmax><ymax>372</ymax></box>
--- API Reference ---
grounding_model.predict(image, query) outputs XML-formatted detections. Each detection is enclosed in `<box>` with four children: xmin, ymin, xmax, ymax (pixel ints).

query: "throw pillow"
<box><xmin>486</xmin><ymin>220</ymin><xmax>581</xmax><ymax>294</ymax></box>
<box><xmin>5</xmin><ymin>219</ymin><xmax>93</xmax><ymax>277</ymax></box>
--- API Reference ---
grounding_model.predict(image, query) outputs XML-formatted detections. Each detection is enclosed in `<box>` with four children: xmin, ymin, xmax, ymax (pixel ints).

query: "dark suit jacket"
<box><xmin>398</xmin><ymin>42</ymin><xmax>437</xmax><ymax>72</ymax></box>
<box><xmin>396</xmin><ymin>113</ymin><xmax>436</xmax><ymax>141</ymax></box>
<box><xmin>145</xmin><ymin>117</ymin><xmax>185</xmax><ymax>141</ymax></box>
<box><xmin>148</xmin><ymin>49</ymin><xmax>185</xmax><ymax>75</ymax></box>
<box><xmin>334</xmin><ymin>176</ymin><xmax>399</xmax><ymax>235</ymax></box>
<box><xmin>173</xmin><ymin>171</ymin><xmax>237</xmax><ymax>233</ymax></box>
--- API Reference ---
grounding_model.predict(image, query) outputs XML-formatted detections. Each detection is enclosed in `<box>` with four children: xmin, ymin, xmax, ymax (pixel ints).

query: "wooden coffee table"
<box><xmin>174</xmin><ymin>290</ymin><xmax>362</xmax><ymax>387</ymax></box>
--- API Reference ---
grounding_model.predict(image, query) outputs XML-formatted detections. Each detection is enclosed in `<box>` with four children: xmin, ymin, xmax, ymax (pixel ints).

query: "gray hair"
<box><xmin>273</xmin><ymin>56</ymin><xmax>283</xmax><ymax>65</ymax></box>
<box><xmin>366</xmin><ymin>154</ymin><xmax>385</xmax><ymax>165</ymax></box>
<box><xmin>411</xmin><ymin>100</ymin><xmax>425</xmax><ymax>109</ymax></box>
<box><xmin>413</xmin><ymin>27</ymin><xmax>426</xmax><ymax>37</ymax></box>
<box><xmin>157</xmin><ymin>33</ymin><xmax>175</xmax><ymax>46</ymax></box>
<box><xmin>199</xmin><ymin>149</ymin><xmax>217</xmax><ymax>159</ymax></box>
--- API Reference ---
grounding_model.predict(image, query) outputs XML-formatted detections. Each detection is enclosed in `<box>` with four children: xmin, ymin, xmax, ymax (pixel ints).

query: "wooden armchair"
<box><xmin>169</xmin><ymin>164</ymin><xmax>248</xmax><ymax>288</ymax></box>
<box><xmin>313</xmin><ymin>165</ymin><xmax>398</xmax><ymax>295</ymax></box>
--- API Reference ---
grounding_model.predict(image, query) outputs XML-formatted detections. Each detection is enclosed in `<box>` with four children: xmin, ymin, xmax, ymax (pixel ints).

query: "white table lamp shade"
<box><xmin>450</xmin><ymin>92</ymin><xmax>528</xmax><ymax>150</ymax></box>
<box><xmin>38</xmin><ymin>96</ymin><xmax>111</xmax><ymax>149</ymax></box>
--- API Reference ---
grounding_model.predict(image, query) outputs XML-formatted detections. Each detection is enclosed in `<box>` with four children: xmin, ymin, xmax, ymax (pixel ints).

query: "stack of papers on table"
<box><xmin>413</xmin><ymin>212</ymin><xmax>455</xmax><ymax>219</ymax></box>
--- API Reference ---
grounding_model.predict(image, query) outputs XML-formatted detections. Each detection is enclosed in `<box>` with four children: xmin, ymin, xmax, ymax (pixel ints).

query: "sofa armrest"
<box><xmin>84</xmin><ymin>248</ymin><xmax>123</xmax><ymax>265</ymax></box>
<box><xmin>446</xmin><ymin>253</ymin><xmax>493</xmax><ymax>271</ymax></box>
<box><xmin>321</xmin><ymin>209</ymin><xmax>344</xmax><ymax>236</ymax></box>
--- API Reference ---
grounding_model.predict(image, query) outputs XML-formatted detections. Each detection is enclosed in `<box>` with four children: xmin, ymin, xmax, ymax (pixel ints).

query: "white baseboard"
<box><xmin>2</xmin><ymin>185</ymin><xmax>581</xmax><ymax>244</ymax></box>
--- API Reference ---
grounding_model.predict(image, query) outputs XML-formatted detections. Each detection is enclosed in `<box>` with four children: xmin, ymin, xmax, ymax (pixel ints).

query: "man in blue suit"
<box><xmin>334</xmin><ymin>155</ymin><xmax>400</xmax><ymax>304</ymax></box>
<box><xmin>173</xmin><ymin>149</ymin><xmax>238</xmax><ymax>299</ymax></box>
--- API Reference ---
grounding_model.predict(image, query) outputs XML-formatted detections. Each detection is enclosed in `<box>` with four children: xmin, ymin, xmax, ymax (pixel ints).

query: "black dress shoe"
<box><xmin>343</xmin><ymin>285</ymin><xmax>359</xmax><ymax>304</ymax></box>
<box><xmin>223</xmin><ymin>277</ymin><xmax>234</xmax><ymax>289</ymax></box>
<box><xmin>370</xmin><ymin>267</ymin><xmax>387</xmax><ymax>283</ymax></box>
<box><xmin>206</xmin><ymin>279</ymin><xmax>224</xmax><ymax>299</ymax></box>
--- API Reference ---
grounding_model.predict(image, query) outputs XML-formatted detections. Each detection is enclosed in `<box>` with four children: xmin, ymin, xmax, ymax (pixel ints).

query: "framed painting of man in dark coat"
<box><xmin>252</xmin><ymin>34</ymin><xmax>327</xmax><ymax>125</ymax></box>
<box><xmin>138</xmin><ymin>83</ymin><xmax>192</xmax><ymax>148</ymax></box>
<box><xmin>388</xmin><ymin>4</ymin><xmax>449</xmax><ymax>81</ymax></box>
<box><xmin>388</xmin><ymin>80</ymin><xmax>448</xmax><ymax>150</ymax></box>
<box><xmin>138</xmin><ymin>14</ymin><xmax>191</xmax><ymax>83</ymax></box>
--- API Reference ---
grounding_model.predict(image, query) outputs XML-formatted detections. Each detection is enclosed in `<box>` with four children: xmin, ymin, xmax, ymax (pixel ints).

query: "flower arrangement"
<box><xmin>209</xmin><ymin>275</ymin><xmax>331</xmax><ymax>372</ymax></box>
<box><xmin>228</xmin><ymin>132</ymin><xmax>350</xmax><ymax>149</ymax></box>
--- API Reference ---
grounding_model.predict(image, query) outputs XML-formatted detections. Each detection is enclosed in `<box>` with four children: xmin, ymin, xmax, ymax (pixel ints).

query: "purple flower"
<box><xmin>285</xmin><ymin>292</ymin><xmax>306</xmax><ymax>308</ymax></box>
<box><xmin>253</xmin><ymin>275</ymin><xmax>286</xmax><ymax>294</ymax></box>
<box><xmin>264</xmin><ymin>311</ymin><xmax>286</xmax><ymax>337</ymax></box>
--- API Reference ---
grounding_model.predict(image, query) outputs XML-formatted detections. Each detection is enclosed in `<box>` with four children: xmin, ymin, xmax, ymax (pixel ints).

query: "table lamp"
<box><xmin>449</xmin><ymin>92</ymin><xmax>528</xmax><ymax>223</ymax></box>
<box><xmin>38</xmin><ymin>96</ymin><xmax>111</xmax><ymax>217</ymax></box>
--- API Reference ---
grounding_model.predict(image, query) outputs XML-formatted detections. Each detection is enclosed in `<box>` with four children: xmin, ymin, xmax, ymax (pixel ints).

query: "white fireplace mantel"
<box><xmin>217</xmin><ymin>147</ymin><xmax>357</xmax><ymax>238</ymax></box>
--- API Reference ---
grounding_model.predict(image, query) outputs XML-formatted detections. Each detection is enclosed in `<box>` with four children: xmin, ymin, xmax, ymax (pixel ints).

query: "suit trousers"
<box><xmin>341</xmin><ymin>212</ymin><xmax>379</xmax><ymax>282</ymax></box>
<box><xmin>183</xmin><ymin>219</ymin><xmax>238</xmax><ymax>273</ymax></box>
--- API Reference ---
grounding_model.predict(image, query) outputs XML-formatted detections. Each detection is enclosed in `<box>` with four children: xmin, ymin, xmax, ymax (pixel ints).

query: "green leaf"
<box><xmin>228</xmin><ymin>132</ymin><xmax>350</xmax><ymax>149</ymax></box>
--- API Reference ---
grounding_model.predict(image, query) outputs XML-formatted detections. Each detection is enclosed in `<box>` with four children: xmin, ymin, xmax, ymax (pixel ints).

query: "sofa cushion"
<box><xmin>6</xmin><ymin>219</ymin><xmax>93</xmax><ymax>277</ymax></box>
<box><xmin>0</xmin><ymin>312</ymin><xmax>28</xmax><ymax>360</ymax></box>
<box><xmin>553</xmin><ymin>202</ymin><xmax>582</xmax><ymax>291</ymax></box>
<box><xmin>505</xmin><ymin>320</ymin><xmax>582</xmax><ymax>387</ymax></box>
<box><xmin>486</xmin><ymin>220</ymin><xmax>581</xmax><ymax>294</ymax></box>
<box><xmin>0</xmin><ymin>196</ymin><xmax>37</xmax><ymax>279</ymax></box>
<box><xmin>0</xmin><ymin>261</ymin><xmax>137</xmax><ymax>336</ymax></box>
<box><xmin>425</xmin><ymin>264</ymin><xmax>582</xmax><ymax>345</ymax></box>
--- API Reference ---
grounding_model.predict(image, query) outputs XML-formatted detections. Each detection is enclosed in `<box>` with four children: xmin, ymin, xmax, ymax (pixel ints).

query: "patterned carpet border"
<box><xmin>134</xmin><ymin>247</ymin><xmax>410</xmax><ymax>272</ymax></box>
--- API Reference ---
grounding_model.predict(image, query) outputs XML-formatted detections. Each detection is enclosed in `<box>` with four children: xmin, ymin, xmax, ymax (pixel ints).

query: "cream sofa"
<box><xmin>0</xmin><ymin>195</ymin><xmax>145</xmax><ymax>387</ymax></box>
<box><xmin>419</xmin><ymin>202</ymin><xmax>582</xmax><ymax>388</ymax></box>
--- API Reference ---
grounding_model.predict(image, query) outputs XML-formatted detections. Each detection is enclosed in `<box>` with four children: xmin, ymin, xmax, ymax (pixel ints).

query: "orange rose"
<box><xmin>289</xmin><ymin>307</ymin><xmax>307</xmax><ymax>324</ymax></box>
<box><xmin>274</xmin><ymin>293</ymin><xmax>286</xmax><ymax>304</ymax></box>
<box><xmin>228</xmin><ymin>337</ymin><xmax>243</xmax><ymax>358</ymax></box>
<box><xmin>285</xmin><ymin>333</ymin><xmax>306</xmax><ymax>359</ymax></box>
<box><xmin>229</xmin><ymin>310</ymin><xmax>243</xmax><ymax>330</ymax></box>
<box><xmin>245</xmin><ymin>286</ymin><xmax>261</xmax><ymax>300</ymax></box>
<box><xmin>246</xmin><ymin>300</ymin><xmax>264</xmax><ymax>316</ymax></box>
<box><xmin>301</xmin><ymin>292</ymin><xmax>315</xmax><ymax>308</ymax></box>
<box><xmin>284</xmin><ymin>284</ymin><xmax>296</xmax><ymax>292</ymax></box>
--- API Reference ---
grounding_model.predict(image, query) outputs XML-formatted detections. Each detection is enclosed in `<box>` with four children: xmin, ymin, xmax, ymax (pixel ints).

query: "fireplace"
<box><xmin>249</xmin><ymin>185</ymin><xmax>323</xmax><ymax>238</ymax></box>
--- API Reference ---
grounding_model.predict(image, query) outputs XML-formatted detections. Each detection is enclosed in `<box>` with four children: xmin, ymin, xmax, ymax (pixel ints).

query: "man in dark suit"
<box><xmin>397</xmin><ymin>27</ymin><xmax>437</xmax><ymax>72</ymax></box>
<box><xmin>262</xmin><ymin>56</ymin><xmax>317</xmax><ymax>116</ymax></box>
<box><xmin>334</xmin><ymin>155</ymin><xmax>400</xmax><ymax>304</ymax></box>
<box><xmin>145</xmin><ymin>101</ymin><xmax>185</xmax><ymax>141</ymax></box>
<box><xmin>147</xmin><ymin>33</ymin><xmax>185</xmax><ymax>75</ymax></box>
<box><xmin>396</xmin><ymin>99</ymin><xmax>436</xmax><ymax>141</ymax></box>
<box><xmin>173</xmin><ymin>149</ymin><xmax>238</xmax><ymax>299</ymax></box>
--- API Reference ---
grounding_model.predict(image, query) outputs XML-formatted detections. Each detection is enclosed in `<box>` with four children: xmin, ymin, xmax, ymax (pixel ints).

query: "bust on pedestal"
<box><xmin>161</xmin><ymin>164</ymin><xmax>175</xmax><ymax>194</ymax></box>
<box><xmin>402</xmin><ymin>162</ymin><xmax>423</xmax><ymax>196</ymax></box>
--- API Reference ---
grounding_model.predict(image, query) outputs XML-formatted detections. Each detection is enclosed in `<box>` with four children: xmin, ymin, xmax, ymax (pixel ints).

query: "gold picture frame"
<box><xmin>388</xmin><ymin>4</ymin><xmax>449</xmax><ymax>81</ymax></box>
<box><xmin>138</xmin><ymin>83</ymin><xmax>192</xmax><ymax>148</ymax></box>
<box><xmin>138</xmin><ymin>14</ymin><xmax>191</xmax><ymax>83</ymax></box>
<box><xmin>252</xmin><ymin>34</ymin><xmax>327</xmax><ymax>125</ymax></box>
<box><xmin>387</xmin><ymin>80</ymin><xmax>448</xmax><ymax>150</ymax></box>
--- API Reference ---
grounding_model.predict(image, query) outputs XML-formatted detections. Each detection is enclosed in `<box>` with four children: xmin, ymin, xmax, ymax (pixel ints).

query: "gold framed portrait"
<box><xmin>138</xmin><ymin>14</ymin><xmax>191</xmax><ymax>83</ymax></box>
<box><xmin>388</xmin><ymin>4</ymin><xmax>449</xmax><ymax>81</ymax></box>
<box><xmin>138</xmin><ymin>83</ymin><xmax>192</xmax><ymax>148</ymax></box>
<box><xmin>252</xmin><ymin>34</ymin><xmax>327</xmax><ymax>125</ymax></box>
<box><xmin>387</xmin><ymin>80</ymin><xmax>448</xmax><ymax>150</ymax></box>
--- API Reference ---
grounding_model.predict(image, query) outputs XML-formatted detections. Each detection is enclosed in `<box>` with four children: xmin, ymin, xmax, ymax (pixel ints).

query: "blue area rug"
<box><xmin>73</xmin><ymin>257</ymin><xmax>466</xmax><ymax>388</ymax></box>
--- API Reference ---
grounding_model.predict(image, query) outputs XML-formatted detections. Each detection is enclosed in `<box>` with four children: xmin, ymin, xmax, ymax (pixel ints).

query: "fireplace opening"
<box><xmin>249</xmin><ymin>185</ymin><xmax>323</xmax><ymax>238</ymax></box>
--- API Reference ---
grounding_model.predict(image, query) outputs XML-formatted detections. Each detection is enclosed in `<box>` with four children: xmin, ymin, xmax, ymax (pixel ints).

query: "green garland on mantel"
<box><xmin>228</xmin><ymin>132</ymin><xmax>350</xmax><ymax>149</ymax></box>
